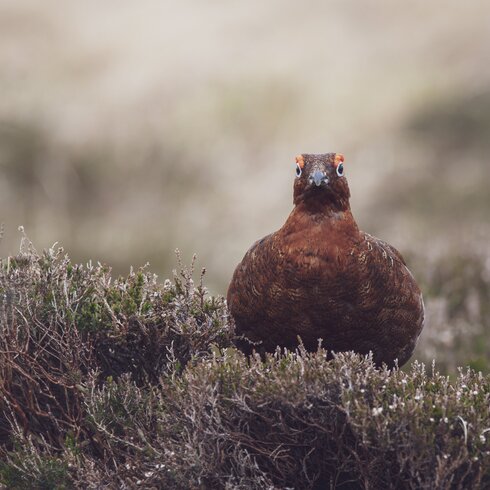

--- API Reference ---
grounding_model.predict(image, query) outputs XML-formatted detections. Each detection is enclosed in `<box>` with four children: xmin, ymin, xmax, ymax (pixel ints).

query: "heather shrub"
<box><xmin>13</xmin><ymin>350</ymin><xmax>485</xmax><ymax>489</ymax></box>
<box><xmin>0</xmin><ymin>239</ymin><xmax>233</xmax><ymax>454</ymax></box>
<box><xmin>0</xmin><ymin>240</ymin><xmax>489</xmax><ymax>489</ymax></box>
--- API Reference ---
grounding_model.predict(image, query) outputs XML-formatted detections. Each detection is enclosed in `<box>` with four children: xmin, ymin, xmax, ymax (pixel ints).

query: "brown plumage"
<box><xmin>227</xmin><ymin>153</ymin><xmax>424</xmax><ymax>367</ymax></box>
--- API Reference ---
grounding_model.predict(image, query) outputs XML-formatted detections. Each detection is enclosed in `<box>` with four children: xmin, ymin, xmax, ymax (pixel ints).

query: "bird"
<box><xmin>227</xmin><ymin>153</ymin><xmax>424</xmax><ymax>367</ymax></box>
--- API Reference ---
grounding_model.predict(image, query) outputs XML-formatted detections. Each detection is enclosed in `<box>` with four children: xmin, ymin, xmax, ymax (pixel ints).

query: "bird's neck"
<box><xmin>282</xmin><ymin>202</ymin><xmax>359</xmax><ymax>237</ymax></box>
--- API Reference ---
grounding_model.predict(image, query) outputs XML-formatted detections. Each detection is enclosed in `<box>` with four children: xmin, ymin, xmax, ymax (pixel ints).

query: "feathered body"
<box><xmin>227</xmin><ymin>153</ymin><xmax>424</xmax><ymax>367</ymax></box>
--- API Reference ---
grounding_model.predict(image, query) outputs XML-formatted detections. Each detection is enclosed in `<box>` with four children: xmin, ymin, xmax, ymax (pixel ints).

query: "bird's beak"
<box><xmin>309</xmin><ymin>170</ymin><xmax>329</xmax><ymax>187</ymax></box>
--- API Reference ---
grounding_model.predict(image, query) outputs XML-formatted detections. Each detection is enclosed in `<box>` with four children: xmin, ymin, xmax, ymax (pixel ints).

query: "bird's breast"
<box><xmin>278</xmin><ymin>227</ymin><xmax>358</xmax><ymax>276</ymax></box>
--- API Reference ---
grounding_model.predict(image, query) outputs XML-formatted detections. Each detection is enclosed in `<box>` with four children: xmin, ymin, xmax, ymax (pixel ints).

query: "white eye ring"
<box><xmin>336</xmin><ymin>163</ymin><xmax>344</xmax><ymax>177</ymax></box>
<box><xmin>295</xmin><ymin>164</ymin><xmax>302</xmax><ymax>178</ymax></box>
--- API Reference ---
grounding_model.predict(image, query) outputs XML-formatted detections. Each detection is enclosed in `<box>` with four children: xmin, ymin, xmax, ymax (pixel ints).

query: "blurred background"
<box><xmin>0</xmin><ymin>0</ymin><xmax>489</xmax><ymax>371</ymax></box>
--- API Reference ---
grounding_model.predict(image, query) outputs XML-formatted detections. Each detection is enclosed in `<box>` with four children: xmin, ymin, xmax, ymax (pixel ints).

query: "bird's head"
<box><xmin>293</xmin><ymin>153</ymin><xmax>350</xmax><ymax>212</ymax></box>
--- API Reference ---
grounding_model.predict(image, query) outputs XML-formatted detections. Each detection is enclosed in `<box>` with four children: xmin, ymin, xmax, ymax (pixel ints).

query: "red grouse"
<box><xmin>227</xmin><ymin>153</ymin><xmax>424</xmax><ymax>367</ymax></box>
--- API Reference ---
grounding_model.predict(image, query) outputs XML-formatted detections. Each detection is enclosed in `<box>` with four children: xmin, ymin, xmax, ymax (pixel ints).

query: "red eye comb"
<box><xmin>334</xmin><ymin>154</ymin><xmax>344</xmax><ymax>167</ymax></box>
<box><xmin>295</xmin><ymin>155</ymin><xmax>305</xmax><ymax>169</ymax></box>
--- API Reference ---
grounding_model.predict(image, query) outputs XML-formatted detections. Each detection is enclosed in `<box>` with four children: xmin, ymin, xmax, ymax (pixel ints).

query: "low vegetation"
<box><xmin>0</xmin><ymin>240</ymin><xmax>488</xmax><ymax>489</ymax></box>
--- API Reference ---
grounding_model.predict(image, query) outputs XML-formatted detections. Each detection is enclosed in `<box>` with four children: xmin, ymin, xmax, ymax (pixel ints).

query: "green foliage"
<box><xmin>0</xmin><ymin>242</ymin><xmax>488</xmax><ymax>489</ymax></box>
<box><xmin>0</xmin><ymin>445</ymin><xmax>70</xmax><ymax>490</ymax></box>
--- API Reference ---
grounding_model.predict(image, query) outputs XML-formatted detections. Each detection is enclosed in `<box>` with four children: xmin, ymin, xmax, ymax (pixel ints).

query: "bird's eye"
<box><xmin>336</xmin><ymin>163</ymin><xmax>344</xmax><ymax>177</ymax></box>
<box><xmin>295</xmin><ymin>164</ymin><xmax>302</xmax><ymax>178</ymax></box>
